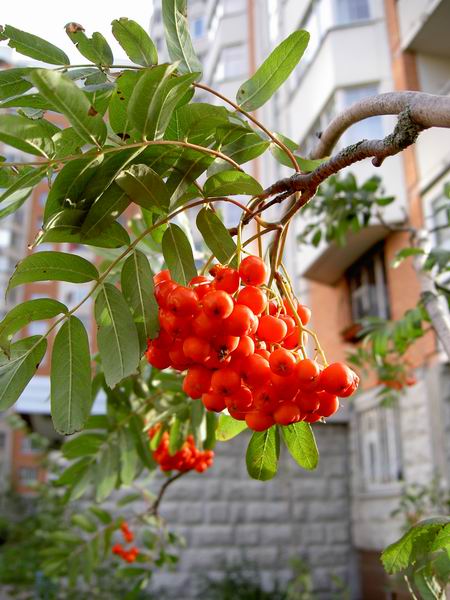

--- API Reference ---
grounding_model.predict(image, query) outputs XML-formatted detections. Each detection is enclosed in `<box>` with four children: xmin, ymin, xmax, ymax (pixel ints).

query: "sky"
<box><xmin>1</xmin><ymin>1</ymin><xmax>154</xmax><ymax>64</ymax></box>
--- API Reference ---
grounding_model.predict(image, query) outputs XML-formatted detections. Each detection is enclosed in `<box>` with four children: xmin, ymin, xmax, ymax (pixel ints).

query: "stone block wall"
<box><xmin>149</xmin><ymin>423</ymin><xmax>355</xmax><ymax>599</ymax></box>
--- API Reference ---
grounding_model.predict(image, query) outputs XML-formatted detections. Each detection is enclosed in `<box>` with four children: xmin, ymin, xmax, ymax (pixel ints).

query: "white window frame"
<box><xmin>19</xmin><ymin>466</ymin><xmax>39</xmax><ymax>485</ymax></box>
<box><xmin>358</xmin><ymin>402</ymin><xmax>403</xmax><ymax>492</ymax></box>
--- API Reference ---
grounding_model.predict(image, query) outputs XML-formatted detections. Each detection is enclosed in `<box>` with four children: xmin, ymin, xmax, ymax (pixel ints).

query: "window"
<box><xmin>358</xmin><ymin>403</ymin><xmax>403</xmax><ymax>488</ymax></box>
<box><xmin>19</xmin><ymin>467</ymin><xmax>39</xmax><ymax>485</ymax></box>
<box><xmin>0</xmin><ymin>432</ymin><xmax>6</xmax><ymax>450</ymax></box>
<box><xmin>21</xmin><ymin>436</ymin><xmax>41</xmax><ymax>454</ymax></box>
<box><xmin>191</xmin><ymin>17</ymin><xmax>205</xmax><ymax>39</ymax></box>
<box><xmin>347</xmin><ymin>245</ymin><xmax>390</xmax><ymax>322</ymax></box>
<box><xmin>213</xmin><ymin>45</ymin><xmax>247</xmax><ymax>82</ymax></box>
<box><xmin>341</xmin><ymin>85</ymin><xmax>383</xmax><ymax>145</ymax></box>
<box><xmin>335</xmin><ymin>0</ymin><xmax>371</xmax><ymax>25</ymax></box>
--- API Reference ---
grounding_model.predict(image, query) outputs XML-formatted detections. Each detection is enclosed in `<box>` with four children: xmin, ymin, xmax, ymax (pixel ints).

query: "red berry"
<box><xmin>241</xmin><ymin>354</ymin><xmax>271</xmax><ymax>388</ymax></box>
<box><xmin>167</xmin><ymin>286</ymin><xmax>199</xmax><ymax>317</ymax></box>
<box><xmin>317</xmin><ymin>391</ymin><xmax>339</xmax><ymax>417</ymax></box>
<box><xmin>183</xmin><ymin>336</ymin><xmax>211</xmax><ymax>363</ymax></box>
<box><xmin>202</xmin><ymin>392</ymin><xmax>226</xmax><ymax>412</ymax></box>
<box><xmin>146</xmin><ymin>342</ymin><xmax>171</xmax><ymax>370</ymax></box>
<box><xmin>237</xmin><ymin>286</ymin><xmax>267</xmax><ymax>315</ymax></box>
<box><xmin>211</xmin><ymin>368</ymin><xmax>241</xmax><ymax>396</ymax></box>
<box><xmin>257</xmin><ymin>315</ymin><xmax>288</xmax><ymax>343</ymax></box>
<box><xmin>183</xmin><ymin>366</ymin><xmax>212</xmax><ymax>399</ymax></box>
<box><xmin>238</xmin><ymin>255</ymin><xmax>267</xmax><ymax>286</ymax></box>
<box><xmin>245</xmin><ymin>411</ymin><xmax>274</xmax><ymax>431</ymax></box>
<box><xmin>203</xmin><ymin>290</ymin><xmax>234</xmax><ymax>319</ymax></box>
<box><xmin>232</xmin><ymin>335</ymin><xmax>255</xmax><ymax>359</ymax></box>
<box><xmin>214</xmin><ymin>267</ymin><xmax>240</xmax><ymax>294</ymax></box>
<box><xmin>153</xmin><ymin>269</ymin><xmax>171</xmax><ymax>285</ymax></box>
<box><xmin>225</xmin><ymin>304</ymin><xmax>254</xmax><ymax>337</ymax></box>
<box><xmin>296</xmin><ymin>359</ymin><xmax>321</xmax><ymax>384</ymax></box>
<box><xmin>320</xmin><ymin>362</ymin><xmax>355</xmax><ymax>395</ymax></box>
<box><xmin>226</xmin><ymin>386</ymin><xmax>253</xmax><ymax>412</ymax></box>
<box><xmin>154</xmin><ymin>280</ymin><xmax>178</xmax><ymax>308</ymax></box>
<box><xmin>253</xmin><ymin>384</ymin><xmax>278</xmax><ymax>413</ymax></box>
<box><xmin>269</xmin><ymin>348</ymin><xmax>296</xmax><ymax>377</ymax></box>
<box><xmin>273</xmin><ymin>402</ymin><xmax>301</xmax><ymax>425</ymax></box>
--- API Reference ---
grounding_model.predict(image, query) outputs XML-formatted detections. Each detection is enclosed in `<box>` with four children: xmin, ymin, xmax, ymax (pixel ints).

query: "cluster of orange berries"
<box><xmin>146</xmin><ymin>255</ymin><xmax>359</xmax><ymax>432</ymax></box>
<box><xmin>150</xmin><ymin>429</ymin><xmax>214</xmax><ymax>473</ymax></box>
<box><xmin>112</xmin><ymin>522</ymin><xmax>139</xmax><ymax>563</ymax></box>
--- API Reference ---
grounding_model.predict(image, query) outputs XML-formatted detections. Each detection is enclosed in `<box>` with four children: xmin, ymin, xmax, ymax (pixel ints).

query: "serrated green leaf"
<box><xmin>196</xmin><ymin>207</ymin><xmax>237</xmax><ymax>266</ymax></box>
<box><xmin>40</xmin><ymin>209</ymin><xmax>130</xmax><ymax>249</ymax></box>
<box><xmin>0</xmin><ymin>113</ymin><xmax>57</xmax><ymax>157</ymax></box>
<box><xmin>80</xmin><ymin>183</ymin><xmax>131</xmax><ymax>239</ymax></box>
<box><xmin>0</xmin><ymin>336</ymin><xmax>47</xmax><ymax>410</ymax></box>
<box><xmin>3</xmin><ymin>25</ymin><xmax>69</xmax><ymax>65</ymax></box>
<box><xmin>121</xmin><ymin>249</ymin><xmax>159</xmax><ymax>341</ymax></box>
<box><xmin>111</xmin><ymin>18</ymin><xmax>158</xmax><ymax>66</ymax></box>
<box><xmin>116</xmin><ymin>164</ymin><xmax>170</xmax><ymax>213</ymax></box>
<box><xmin>62</xmin><ymin>433</ymin><xmax>106</xmax><ymax>459</ymax></box>
<box><xmin>51</xmin><ymin>316</ymin><xmax>92</xmax><ymax>435</ymax></box>
<box><xmin>119</xmin><ymin>427</ymin><xmax>138</xmax><ymax>486</ymax></box>
<box><xmin>109</xmin><ymin>70</ymin><xmax>142</xmax><ymax>137</ymax></box>
<box><xmin>162</xmin><ymin>0</ymin><xmax>203</xmax><ymax>76</ymax></box>
<box><xmin>96</xmin><ymin>444</ymin><xmax>119</xmax><ymax>502</ymax></box>
<box><xmin>30</xmin><ymin>70</ymin><xmax>107</xmax><ymax>147</ymax></box>
<box><xmin>72</xmin><ymin>514</ymin><xmax>97</xmax><ymax>533</ymax></box>
<box><xmin>89</xmin><ymin>506</ymin><xmax>113</xmax><ymax>525</ymax></box>
<box><xmin>8</xmin><ymin>251</ymin><xmax>99</xmax><ymax>292</ymax></box>
<box><xmin>94</xmin><ymin>283</ymin><xmax>140</xmax><ymax>388</ymax></box>
<box><xmin>203</xmin><ymin>170</ymin><xmax>263</xmax><ymax>196</ymax></box>
<box><xmin>246</xmin><ymin>427</ymin><xmax>280</xmax><ymax>481</ymax></box>
<box><xmin>0</xmin><ymin>298</ymin><xmax>67</xmax><ymax>355</ymax></box>
<box><xmin>44</xmin><ymin>154</ymin><xmax>103</xmax><ymax>222</ymax></box>
<box><xmin>166</xmin><ymin>103</ymin><xmax>229</xmax><ymax>146</ymax></box>
<box><xmin>236</xmin><ymin>30</ymin><xmax>309</xmax><ymax>111</ymax></box>
<box><xmin>216</xmin><ymin>414</ymin><xmax>248</xmax><ymax>441</ymax></box>
<box><xmin>0</xmin><ymin>165</ymin><xmax>47</xmax><ymax>205</ymax></box>
<box><xmin>66</xmin><ymin>24</ymin><xmax>113</xmax><ymax>65</ymax></box>
<box><xmin>162</xmin><ymin>224</ymin><xmax>197</xmax><ymax>285</ymax></box>
<box><xmin>0</xmin><ymin>67</ymin><xmax>34</xmax><ymax>100</ymax></box>
<box><xmin>281</xmin><ymin>422</ymin><xmax>319</xmax><ymax>470</ymax></box>
<box><xmin>55</xmin><ymin>457</ymin><xmax>91</xmax><ymax>486</ymax></box>
<box><xmin>128</xmin><ymin>65</ymin><xmax>197</xmax><ymax>140</ymax></box>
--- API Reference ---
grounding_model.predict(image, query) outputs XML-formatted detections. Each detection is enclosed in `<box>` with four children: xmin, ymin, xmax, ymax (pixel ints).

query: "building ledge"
<box><xmin>301</xmin><ymin>224</ymin><xmax>391</xmax><ymax>285</ymax></box>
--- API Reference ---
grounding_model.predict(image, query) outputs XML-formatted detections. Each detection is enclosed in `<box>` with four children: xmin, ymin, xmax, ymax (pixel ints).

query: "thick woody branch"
<box><xmin>310</xmin><ymin>91</ymin><xmax>450</xmax><ymax>159</ymax></box>
<box><xmin>260</xmin><ymin>107</ymin><xmax>423</xmax><ymax>212</ymax></box>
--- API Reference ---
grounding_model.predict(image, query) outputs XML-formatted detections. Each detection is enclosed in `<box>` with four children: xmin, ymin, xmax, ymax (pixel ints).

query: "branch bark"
<box><xmin>310</xmin><ymin>91</ymin><xmax>450</xmax><ymax>159</ymax></box>
<box><xmin>412</xmin><ymin>230</ymin><xmax>450</xmax><ymax>361</ymax></box>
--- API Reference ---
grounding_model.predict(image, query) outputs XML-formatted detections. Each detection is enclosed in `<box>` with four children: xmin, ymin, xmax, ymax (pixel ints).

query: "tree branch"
<box><xmin>310</xmin><ymin>91</ymin><xmax>450</xmax><ymax>159</ymax></box>
<box><xmin>260</xmin><ymin>107</ymin><xmax>424</xmax><ymax>205</ymax></box>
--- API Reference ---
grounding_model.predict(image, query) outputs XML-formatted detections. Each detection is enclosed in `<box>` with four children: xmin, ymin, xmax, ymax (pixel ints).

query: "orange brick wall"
<box><xmin>11</xmin><ymin>429</ymin><xmax>46</xmax><ymax>495</ymax></box>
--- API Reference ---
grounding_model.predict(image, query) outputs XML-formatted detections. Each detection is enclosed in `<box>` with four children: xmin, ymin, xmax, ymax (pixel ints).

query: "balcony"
<box><xmin>397</xmin><ymin>0</ymin><xmax>450</xmax><ymax>57</ymax></box>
